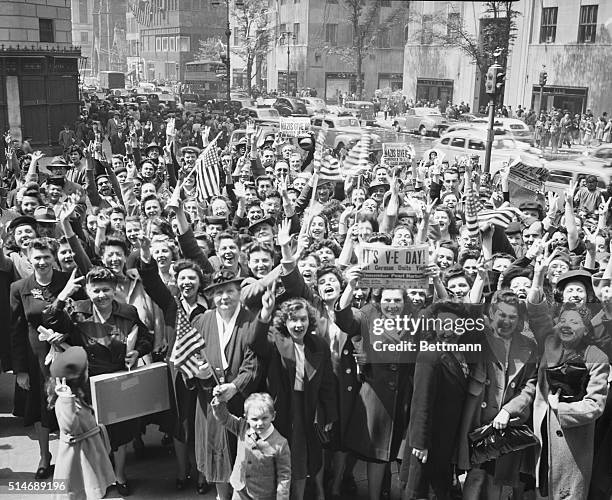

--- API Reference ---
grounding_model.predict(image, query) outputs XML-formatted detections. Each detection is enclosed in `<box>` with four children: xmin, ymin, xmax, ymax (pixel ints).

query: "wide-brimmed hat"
<box><xmin>7</xmin><ymin>215</ymin><xmax>37</xmax><ymax>232</ymax></box>
<box><xmin>555</xmin><ymin>269</ymin><xmax>594</xmax><ymax>294</ymax></box>
<box><xmin>368</xmin><ymin>181</ymin><xmax>390</xmax><ymax>195</ymax></box>
<box><xmin>205</xmin><ymin>216</ymin><xmax>228</xmax><ymax>228</ymax></box>
<box><xmin>48</xmin><ymin>156</ymin><xmax>71</xmax><ymax>169</ymax></box>
<box><xmin>33</xmin><ymin>206</ymin><xmax>58</xmax><ymax>224</ymax></box>
<box><xmin>50</xmin><ymin>346</ymin><xmax>88</xmax><ymax>380</ymax></box>
<box><xmin>203</xmin><ymin>270</ymin><xmax>244</xmax><ymax>294</ymax></box>
<box><xmin>144</xmin><ymin>142</ymin><xmax>163</xmax><ymax>156</ymax></box>
<box><xmin>248</xmin><ymin>217</ymin><xmax>276</xmax><ymax>234</ymax></box>
<box><xmin>180</xmin><ymin>145</ymin><xmax>201</xmax><ymax>156</ymax></box>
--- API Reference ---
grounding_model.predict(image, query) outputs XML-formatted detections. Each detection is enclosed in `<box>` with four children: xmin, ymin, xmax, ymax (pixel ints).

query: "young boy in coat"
<box><xmin>211</xmin><ymin>392</ymin><xmax>291</xmax><ymax>500</ymax></box>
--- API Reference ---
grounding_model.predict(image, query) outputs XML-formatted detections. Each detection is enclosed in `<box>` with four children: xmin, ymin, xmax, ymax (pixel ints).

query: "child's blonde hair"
<box><xmin>244</xmin><ymin>392</ymin><xmax>275</xmax><ymax>417</ymax></box>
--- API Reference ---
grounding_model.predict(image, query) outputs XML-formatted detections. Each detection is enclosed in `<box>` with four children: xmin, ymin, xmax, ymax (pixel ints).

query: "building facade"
<box><xmin>267</xmin><ymin>0</ymin><xmax>408</xmax><ymax>101</ymax></box>
<box><xmin>127</xmin><ymin>0</ymin><xmax>226</xmax><ymax>83</ymax></box>
<box><xmin>505</xmin><ymin>0</ymin><xmax>612</xmax><ymax>115</ymax></box>
<box><xmin>70</xmin><ymin>0</ymin><xmax>93</xmax><ymax>76</ymax></box>
<box><xmin>0</xmin><ymin>0</ymin><xmax>80</xmax><ymax>146</ymax></box>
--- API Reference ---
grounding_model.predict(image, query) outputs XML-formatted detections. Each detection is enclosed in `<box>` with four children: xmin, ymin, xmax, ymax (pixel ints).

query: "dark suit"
<box><xmin>109</xmin><ymin>132</ymin><xmax>127</xmax><ymax>155</ymax></box>
<box><xmin>193</xmin><ymin>306</ymin><xmax>261</xmax><ymax>483</ymax></box>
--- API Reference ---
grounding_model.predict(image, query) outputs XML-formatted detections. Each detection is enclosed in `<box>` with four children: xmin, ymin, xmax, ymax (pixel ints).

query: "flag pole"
<box><xmin>179</xmin><ymin>131</ymin><xmax>223</xmax><ymax>190</ymax></box>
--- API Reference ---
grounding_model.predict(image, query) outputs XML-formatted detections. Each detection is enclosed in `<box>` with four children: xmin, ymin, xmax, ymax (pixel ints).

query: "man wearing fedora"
<box><xmin>192</xmin><ymin>270</ymin><xmax>262</xmax><ymax>500</ymax></box>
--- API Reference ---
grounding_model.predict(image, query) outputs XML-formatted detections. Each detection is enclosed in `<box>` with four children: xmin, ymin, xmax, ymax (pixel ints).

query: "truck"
<box><xmin>99</xmin><ymin>71</ymin><xmax>125</xmax><ymax>90</ymax></box>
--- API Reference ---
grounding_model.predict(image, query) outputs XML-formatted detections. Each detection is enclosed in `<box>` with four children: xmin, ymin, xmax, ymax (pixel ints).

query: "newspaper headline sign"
<box><xmin>357</xmin><ymin>243</ymin><xmax>429</xmax><ymax>289</ymax></box>
<box><xmin>383</xmin><ymin>143</ymin><xmax>414</xmax><ymax>166</ymax></box>
<box><xmin>507</xmin><ymin>159</ymin><xmax>549</xmax><ymax>193</ymax></box>
<box><xmin>279</xmin><ymin>117</ymin><xmax>311</xmax><ymax>137</ymax></box>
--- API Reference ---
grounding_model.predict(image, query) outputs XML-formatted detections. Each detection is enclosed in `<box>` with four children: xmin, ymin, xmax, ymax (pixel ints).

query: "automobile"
<box><xmin>443</xmin><ymin>120</ymin><xmax>491</xmax><ymax>135</ymax></box>
<box><xmin>239</xmin><ymin>106</ymin><xmax>281</xmax><ymax>126</ymax></box>
<box><xmin>495</xmin><ymin>118</ymin><xmax>534</xmax><ymax>145</ymax></box>
<box><xmin>538</xmin><ymin>160</ymin><xmax>612</xmax><ymax>197</ymax></box>
<box><xmin>392</xmin><ymin>107</ymin><xmax>449</xmax><ymax>136</ymax></box>
<box><xmin>181</xmin><ymin>93</ymin><xmax>199</xmax><ymax>104</ymax></box>
<box><xmin>310</xmin><ymin>114</ymin><xmax>382</xmax><ymax>152</ymax></box>
<box><xmin>229</xmin><ymin>129</ymin><xmax>247</xmax><ymax>150</ymax></box>
<box><xmin>343</xmin><ymin>101</ymin><xmax>376</xmax><ymax>125</ymax></box>
<box><xmin>230</xmin><ymin>97</ymin><xmax>255</xmax><ymax>112</ymax></box>
<box><xmin>273</xmin><ymin>97</ymin><xmax>308</xmax><ymax>117</ymax></box>
<box><xmin>589</xmin><ymin>144</ymin><xmax>612</xmax><ymax>164</ymax></box>
<box><xmin>303</xmin><ymin>97</ymin><xmax>327</xmax><ymax>116</ymax></box>
<box><xmin>434</xmin><ymin>129</ymin><xmax>542</xmax><ymax>167</ymax></box>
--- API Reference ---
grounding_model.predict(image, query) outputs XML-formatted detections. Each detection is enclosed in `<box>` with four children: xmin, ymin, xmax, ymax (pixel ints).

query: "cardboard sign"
<box><xmin>507</xmin><ymin>158</ymin><xmax>548</xmax><ymax>193</ymax></box>
<box><xmin>90</xmin><ymin>362</ymin><xmax>170</xmax><ymax>425</ymax></box>
<box><xmin>279</xmin><ymin>117</ymin><xmax>311</xmax><ymax>137</ymax></box>
<box><xmin>357</xmin><ymin>243</ymin><xmax>429</xmax><ymax>289</ymax></box>
<box><xmin>383</xmin><ymin>143</ymin><xmax>414</xmax><ymax>166</ymax></box>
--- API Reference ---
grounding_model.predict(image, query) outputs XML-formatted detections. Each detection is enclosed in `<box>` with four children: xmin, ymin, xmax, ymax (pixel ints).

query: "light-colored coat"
<box><xmin>53</xmin><ymin>393</ymin><xmax>115</xmax><ymax>500</ymax></box>
<box><xmin>528</xmin><ymin>299</ymin><xmax>610</xmax><ymax>500</ymax></box>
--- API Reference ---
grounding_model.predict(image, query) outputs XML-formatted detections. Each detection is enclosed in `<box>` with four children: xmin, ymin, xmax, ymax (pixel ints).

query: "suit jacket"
<box><xmin>193</xmin><ymin>306</ymin><xmax>261</xmax><ymax>482</ymax></box>
<box><xmin>213</xmin><ymin>402</ymin><xmax>290</xmax><ymax>500</ymax></box>
<box><xmin>109</xmin><ymin>133</ymin><xmax>127</xmax><ymax>155</ymax></box>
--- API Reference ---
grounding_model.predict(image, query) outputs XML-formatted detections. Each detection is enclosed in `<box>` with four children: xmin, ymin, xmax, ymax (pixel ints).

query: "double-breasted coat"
<box><xmin>334</xmin><ymin>302</ymin><xmax>418</xmax><ymax>462</ymax></box>
<box><xmin>250</xmin><ymin>319</ymin><xmax>339</xmax><ymax>476</ymax></box>
<box><xmin>456</xmin><ymin>330</ymin><xmax>538</xmax><ymax>486</ymax></box>
<box><xmin>192</xmin><ymin>306</ymin><xmax>261</xmax><ymax>483</ymax></box>
<box><xmin>528</xmin><ymin>299</ymin><xmax>610</xmax><ymax>500</ymax></box>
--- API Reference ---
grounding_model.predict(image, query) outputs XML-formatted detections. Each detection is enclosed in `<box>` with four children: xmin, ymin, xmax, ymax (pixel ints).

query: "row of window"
<box><xmin>141</xmin><ymin>35</ymin><xmax>191</xmax><ymax>53</ymax></box>
<box><xmin>540</xmin><ymin>5</ymin><xmax>598</xmax><ymax>44</ymax></box>
<box><xmin>321</xmin><ymin>23</ymin><xmax>395</xmax><ymax>48</ymax></box>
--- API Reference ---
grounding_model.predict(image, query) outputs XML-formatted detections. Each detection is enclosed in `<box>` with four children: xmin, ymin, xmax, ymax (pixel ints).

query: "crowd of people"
<box><xmin>1</xmin><ymin>95</ymin><xmax>612</xmax><ymax>500</ymax></box>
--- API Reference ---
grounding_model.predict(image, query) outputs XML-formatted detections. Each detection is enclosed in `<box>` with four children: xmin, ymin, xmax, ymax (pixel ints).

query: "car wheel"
<box><xmin>419</xmin><ymin>125</ymin><xmax>427</xmax><ymax>136</ymax></box>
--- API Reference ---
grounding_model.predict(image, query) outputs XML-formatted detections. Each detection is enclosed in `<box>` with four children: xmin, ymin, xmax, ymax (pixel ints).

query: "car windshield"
<box><xmin>509</xmin><ymin>124</ymin><xmax>527</xmax><ymax>130</ymax></box>
<box><xmin>258</xmin><ymin>109</ymin><xmax>279</xmax><ymax>118</ymax></box>
<box><xmin>337</xmin><ymin>118</ymin><xmax>360</xmax><ymax>127</ymax></box>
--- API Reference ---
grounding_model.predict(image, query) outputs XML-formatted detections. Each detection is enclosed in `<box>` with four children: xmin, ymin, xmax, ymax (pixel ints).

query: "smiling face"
<box><xmin>46</xmin><ymin>184</ymin><xmax>63</xmax><ymax>204</ymax></box>
<box><xmin>392</xmin><ymin>227</ymin><xmax>413</xmax><ymax>247</ymax></box>
<box><xmin>102</xmin><ymin>245</ymin><xmax>126</xmax><ymax>274</ymax></box>
<box><xmin>248</xmin><ymin>250</ymin><xmax>273</xmax><ymax>279</ymax></box>
<box><xmin>144</xmin><ymin>199</ymin><xmax>162</xmax><ymax>218</ymax></box>
<box><xmin>547</xmin><ymin>259</ymin><xmax>570</xmax><ymax>285</ymax></box>
<box><xmin>562</xmin><ymin>280</ymin><xmax>587</xmax><ymax>306</ymax></box>
<box><xmin>109</xmin><ymin>211</ymin><xmax>125</xmax><ymax>232</ymax></box>
<box><xmin>286</xmin><ymin>306</ymin><xmax>309</xmax><ymax>343</ymax></box>
<box><xmin>14</xmin><ymin>224</ymin><xmax>36</xmax><ymax>250</ymax></box>
<box><xmin>436</xmin><ymin>247</ymin><xmax>455</xmax><ymax>270</ymax></box>
<box><xmin>217</xmin><ymin>238</ymin><xmax>239</xmax><ymax>267</ymax></box>
<box><xmin>351</xmin><ymin>188</ymin><xmax>366</xmax><ymax>208</ymax></box>
<box><xmin>125</xmin><ymin>221</ymin><xmax>141</xmax><ymax>244</ymax></box>
<box><xmin>490</xmin><ymin>301</ymin><xmax>519</xmax><ymax>338</ymax></box>
<box><xmin>21</xmin><ymin>195</ymin><xmax>39</xmax><ymax>216</ymax></box>
<box><xmin>447</xmin><ymin>276</ymin><xmax>470</xmax><ymax>299</ymax></box>
<box><xmin>309</xmin><ymin>216</ymin><xmax>326</xmax><ymax>241</ymax></box>
<box><xmin>297</xmin><ymin>255</ymin><xmax>318</xmax><ymax>287</ymax></box>
<box><xmin>317</xmin><ymin>272</ymin><xmax>341</xmax><ymax>303</ymax></box>
<box><xmin>86</xmin><ymin>281</ymin><xmax>116</xmax><ymax>311</ymax></box>
<box><xmin>292</xmin><ymin>178</ymin><xmax>307</xmax><ymax>192</ymax></box>
<box><xmin>555</xmin><ymin>309</ymin><xmax>586</xmax><ymax>347</ymax></box>
<box><xmin>212</xmin><ymin>199</ymin><xmax>229</xmax><ymax>217</ymax></box>
<box><xmin>57</xmin><ymin>242</ymin><xmax>75</xmax><ymax>271</ymax></box>
<box><xmin>177</xmin><ymin>268</ymin><xmax>200</xmax><ymax>301</ymax></box>
<box><xmin>406</xmin><ymin>289</ymin><xmax>426</xmax><ymax>307</ymax></box>
<box><xmin>433</xmin><ymin>210</ymin><xmax>450</xmax><ymax>232</ymax></box>
<box><xmin>152</xmin><ymin>241</ymin><xmax>173</xmax><ymax>269</ymax></box>
<box><xmin>28</xmin><ymin>247</ymin><xmax>54</xmax><ymax>276</ymax></box>
<box><xmin>510</xmin><ymin>276</ymin><xmax>531</xmax><ymax>300</ymax></box>
<box><xmin>316</xmin><ymin>247</ymin><xmax>335</xmax><ymax>266</ymax></box>
<box><xmin>380</xmin><ymin>289</ymin><xmax>405</xmax><ymax>318</ymax></box>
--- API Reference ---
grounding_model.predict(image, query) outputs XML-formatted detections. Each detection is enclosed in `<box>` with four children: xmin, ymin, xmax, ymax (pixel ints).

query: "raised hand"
<box><xmin>260</xmin><ymin>282</ymin><xmax>277</xmax><ymax>322</ymax></box>
<box><xmin>96</xmin><ymin>212</ymin><xmax>109</xmax><ymax>230</ymax></box>
<box><xmin>277</xmin><ymin>218</ymin><xmax>292</xmax><ymax>248</ymax></box>
<box><xmin>54</xmin><ymin>377</ymin><xmax>71</xmax><ymax>396</ymax></box>
<box><xmin>345</xmin><ymin>266</ymin><xmax>362</xmax><ymax>289</ymax></box>
<box><xmin>59</xmin><ymin>199</ymin><xmax>77</xmax><ymax>223</ymax></box>
<box><xmin>58</xmin><ymin>268</ymin><xmax>84</xmax><ymax>301</ymax></box>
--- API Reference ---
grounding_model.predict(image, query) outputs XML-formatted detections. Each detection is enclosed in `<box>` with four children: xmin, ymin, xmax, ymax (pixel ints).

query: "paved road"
<box><xmin>0</xmin><ymin>372</ymin><xmax>404</xmax><ymax>499</ymax></box>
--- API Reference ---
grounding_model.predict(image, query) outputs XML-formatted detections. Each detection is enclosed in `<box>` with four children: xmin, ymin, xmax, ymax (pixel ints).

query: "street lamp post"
<box><xmin>280</xmin><ymin>31</ymin><xmax>296</xmax><ymax>96</ymax></box>
<box><xmin>135</xmin><ymin>40</ymin><xmax>140</xmax><ymax>83</ymax></box>
<box><xmin>212</xmin><ymin>0</ymin><xmax>232</xmax><ymax>110</ymax></box>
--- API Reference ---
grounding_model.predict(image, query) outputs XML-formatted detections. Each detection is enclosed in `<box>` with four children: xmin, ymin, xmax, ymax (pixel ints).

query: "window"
<box><xmin>404</xmin><ymin>24</ymin><xmax>409</xmax><ymax>43</ymax></box>
<box><xmin>169</xmin><ymin>36</ymin><xmax>176</xmax><ymax>52</ymax></box>
<box><xmin>79</xmin><ymin>0</ymin><xmax>88</xmax><ymax>24</ymax></box>
<box><xmin>380</xmin><ymin>0</ymin><xmax>390</xmax><ymax>6</ymax></box>
<box><xmin>155</xmin><ymin>37</ymin><xmax>162</xmax><ymax>52</ymax></box>
<box><xmin>450</xmin><ymin>137</ymin><xmax>465</xmax><ymax>148</ymax></box>
<box><xmin>578</xmin><ymin>5</ymin><xmax>597</xmax><ymax>43</ymax></box>
<box><xmin>162</xmin><ymin>37</ymin><xmax>168</xmax><ymax>51</ymax></box>
<box><xmin>325</xmin><ymin>23</ymin><xmax>338</xmax><ymax>46</ymax></box>
<box><xmin>447</xmin><ymin>12</ymin><xmax>460</xmax><ymax>39</ymax></box>
<box><xmin>468</xmin><ymin>139</ymin><xmax>485</xmax><ymax>151</ymax></box>
<box><xmin>441</xmin><ymin>138</ymin><xmax>450</xmax><ymax>145</ymax></box>
<box><xmin>80</xmin><ymin>31</ymin><xmax>88</xmax><ymax>43</ymax></box>
<box><xmin>179</xmin><ymin>36</ymin><xmax>190</xmax><ymax>52</ymax></box>
<box><xmin>421</xmin><ymin>14</ymin><xmax>433</xmax><ymax>44</ymax></box>
<box><xmin>377</xmin><ymin>28</ymin><xmax>390</xmax><ymax>48</ymax></box>
<box><xmin>327</xmin><ymin>0</ymin><xmax>338</xmax><ymax>4</ymax></box>
<box><xmin>279</xmin><ymin>23</ymin><xmax>286</xmax><ymax>35</ymax></box>
<box><xmin>293</xmin><ymin>23</ymin><xmax>300</xmax><ymax>42</ymax></box>
<box><xmin>39</xmin><ymin>18</ymin><xmax>54</xmax><ymax>43</ymax></box>
<box><xmin>540</xmin><ymin>7</ymin><xmax>557</xmax><ymax>43</ymax></box>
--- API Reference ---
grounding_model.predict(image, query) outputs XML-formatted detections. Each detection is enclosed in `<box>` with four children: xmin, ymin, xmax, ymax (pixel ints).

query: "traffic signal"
<box><xmin>485</xmin><ymin>67</ymin><xmax>497</xmax><ymax>95</ymax></box>
<box><xmin>539</xmin><ymin>71</ymin><xmax>548</xmax><ymax>86</ymax></box>
<box><xmin>495</xmin><ymin>70</ymin><xmax>505</xmax><ymax>92</ymax></box>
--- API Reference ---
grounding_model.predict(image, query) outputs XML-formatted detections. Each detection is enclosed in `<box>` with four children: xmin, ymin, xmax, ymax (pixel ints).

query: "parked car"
<box><xmin>393</xmin><ymin>107</ymin><xmax>449</xmax><ymax>136</ymax></box>
<box><xmin>495</xmin><ymin>118</ymin><xmax>534</xmax><ymax>145</ymax></box>
<box><xmin>303</xmin><ymin>97</ymin><xmax>327</xmax><ymax>116</ymax></box>
<box><xmin>344</xmin><ymin>101</ymin><xmax>376</xmax><ymax>125</ymax></box>
<box><xmin>434</xmin><ymin>129</ymin><xmax>541</xmax><ymax>167</ymax></box>
<box><xmin>274</xmin><ymin>97</ymin><xmax>308</xmax><ymax>117</ymax></box>
<box><xmin>239</xmin><ymin>106</ymin><xmax>281</xmax><ymax>127</ymax></box>
<box><xmin>310</xmin><ymin>114</ymin><xmax>382</xmax><ymax>152</ymax></box>
<box><xmin>537</xmin><ymin>160</ymin><xmax>612</xmax><ymax>197</ymax></box>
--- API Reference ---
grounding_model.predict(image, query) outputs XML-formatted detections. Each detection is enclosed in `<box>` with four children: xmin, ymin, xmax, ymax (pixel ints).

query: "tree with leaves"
<box><xmin>319</xmin><ymin>0</ymin><xmax>410</xmax><ymax>100</ymax></box>
<box><xmin>197</xmin><ymin>37</ymin><xmax>225</xmax><ymax>62</ymax></box>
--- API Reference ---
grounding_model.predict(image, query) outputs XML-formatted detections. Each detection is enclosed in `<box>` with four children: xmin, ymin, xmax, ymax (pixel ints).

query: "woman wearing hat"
<box><xmin>4</xmin><ymin>215</ymin><xmax>39</xmax><ymax>278</ymax></box>
<box><xmin>48</xmin><ymin>347</ymin><xmax>116</xmax><ymax>499</ymax></box>
<box><xmin>527</xmin><ymin>257</ymin><xmax>610</xmax><ymax>499</ymax></box>
<box><xmin>9</xmin><ymin>238</ymin><xmax>86</xmax><ymax>479</ymax></box>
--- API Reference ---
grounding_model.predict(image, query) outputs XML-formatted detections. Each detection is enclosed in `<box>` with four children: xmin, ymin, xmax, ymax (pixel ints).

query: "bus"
<box><xmin>184</xmin><ymin>60</ymin><xmax>226</xmax><ymax>100</ymax></box>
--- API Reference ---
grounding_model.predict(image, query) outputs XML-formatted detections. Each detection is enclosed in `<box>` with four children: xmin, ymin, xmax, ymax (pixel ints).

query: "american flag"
<box><xmin>464</xmin><ymin>183</ymin><xmax>481</xmax><ymax>238</ymax></box>
<box><xmin>319</xmin><ymin>155</ymin><xmax>341</xmax><ymax>181</ymax></box>
<box><xmin>478</xmin><ymin>205</ymin><xmax>523</xmax><ymax>229</ymax></box>
<box><xmin>170</xmin><ymin>307</ymin><xmax>205</xmax><ymax>380</ymax></box>
<box><xmin>128</xmin><ymin>0</ymin><xmax>153</xmax><ymax>27</ymax></box>
<box><xmin>195</xmin><ymin>145</ymin><xmax>221</xmax><ymax>202</ymax></box>
<box><xmin>342</xmin><ymin>133</ymin><xmax>371</xmax><ymax>177</ymax></box>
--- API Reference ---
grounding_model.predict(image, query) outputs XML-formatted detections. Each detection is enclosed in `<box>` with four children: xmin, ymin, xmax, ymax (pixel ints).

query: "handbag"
<box><xmin>468</xmin><ymin>423</ymin><xmax>539</xmax><ymax>465</ymax></box>
<box><xmin>545</xmin><ymin>361</ymin><xmax>589</xmax><ymax>403</ymax></box>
